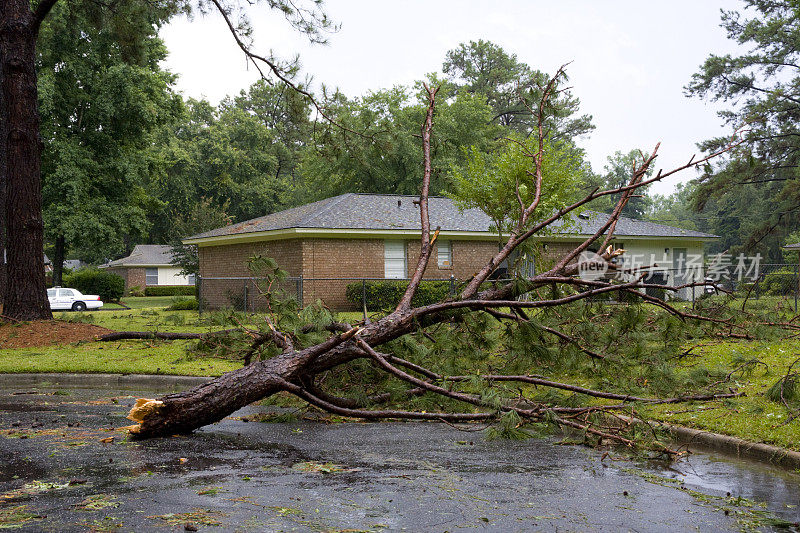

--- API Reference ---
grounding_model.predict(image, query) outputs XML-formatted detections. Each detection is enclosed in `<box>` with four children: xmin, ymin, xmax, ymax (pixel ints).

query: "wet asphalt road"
<box><xmin>0</xmin><ymin>384</ymin><xmax>799</xmax><ymax>532</ymax></box>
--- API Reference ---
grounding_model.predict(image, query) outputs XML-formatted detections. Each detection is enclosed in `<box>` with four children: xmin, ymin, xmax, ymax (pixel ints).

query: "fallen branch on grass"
<box><xmin>96</xmin><ymin>330</ymin><xmax>238</xmax><ymax>342</ymax></box>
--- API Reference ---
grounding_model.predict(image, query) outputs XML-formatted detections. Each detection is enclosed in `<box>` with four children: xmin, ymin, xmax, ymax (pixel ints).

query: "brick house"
<box><xmin>100</xmin><ymin>244</ymin><xmax>194</xmax><ymax>292</ymax></box>
<box><xmin>183</xmin><ymin>193</ymin><xmax>718</xmax><ymax>310</ymax></box>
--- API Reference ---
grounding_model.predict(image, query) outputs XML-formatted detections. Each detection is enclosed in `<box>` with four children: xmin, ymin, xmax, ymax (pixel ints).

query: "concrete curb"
<box><xmin>662</xmin><ymin>422</ymin><xmax>800</xmax><ymax>471</ymax></box>
<box><xmin>616</xmin><ymin>414</ymin><xmax>800</xmax><ymax>471</ymax></box>
<box><xmin>0</xmin><ymin>372</ymin><xmax>211</xmax><ymax>390</ymax></box>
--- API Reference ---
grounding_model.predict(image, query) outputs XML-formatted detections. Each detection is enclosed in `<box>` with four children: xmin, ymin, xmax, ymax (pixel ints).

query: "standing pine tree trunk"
<box><xmin>52</xmin><ymin>234</ymin><xmax>64</xmax><ymax>287</ymax></box>
<box><xmin>0</xmin><ymin>0</ymin><xmax>52</xmax><ymax>320</ymax></box>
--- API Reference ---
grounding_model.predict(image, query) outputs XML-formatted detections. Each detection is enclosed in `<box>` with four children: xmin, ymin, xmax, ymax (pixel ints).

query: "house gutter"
<box><xmin>99</xmin><ymin>263</ymin><xmax>177</xmax><ymax>269</ymax></box>
<box><xmin>183</xmin><ymin>227</ymin><xmax>719</xmax><ymax>247</ymax></box>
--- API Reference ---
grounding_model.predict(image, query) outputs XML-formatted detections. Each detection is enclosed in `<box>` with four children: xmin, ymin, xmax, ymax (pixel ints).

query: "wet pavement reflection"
<box><xmin>1</xmin><ymin>383</ymin><xmax>798</xmax><ymax>532</ymax></box>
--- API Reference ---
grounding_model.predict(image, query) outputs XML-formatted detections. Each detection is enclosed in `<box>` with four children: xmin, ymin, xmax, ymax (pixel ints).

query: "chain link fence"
<box><xmin>196</xmin><ymin>263</ymin><xmax>800</xmax><ymax>314</ymax></box>
<box><xmin>709</xmin><ymin>263</ymin><xmax>800</xmax><ymax>310</ymax></box>
<box><xmin>197</xmin><ymin>276</ymin><xmax>469</xmax><ymax>313</ymax></box>
<box><xmin>636</xmin><ymin>262</ymin><xmax>800</xmax><ymax>311</ymax></box>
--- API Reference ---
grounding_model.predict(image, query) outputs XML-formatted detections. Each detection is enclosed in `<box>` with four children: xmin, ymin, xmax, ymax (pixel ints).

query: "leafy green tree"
<box><xmin>687</xmin><ymin>0</ymin><xmax>800</xmax><ymax>260</ymax></box>
<box><xmin>299</xmin><ymin>86</ymin><xmax>502</xmax><ymax>199</ymax></box>
<box><xmin>0</xmin><ymin>0</ymin><xmax>333</xmax><ymax>320</ymax></box>
<box><xmin>443</xmin><ymin>40</ymin><xmax>594</xmax><ymax>138</ymax></box>
<box><xmin>450</xmin><ymin>135</ymin><xmax>589</xmax><ymax>237</ymax></box>
<box><xmin>646</xmin><ymin>182</ymin><xmax>702</xmax><ymax>231</ymax></box>
<box><xmin>147</xmin><ymin>83</ymin><xmax>311</xmax><ymax>243</ymax></box>
<box><xmin>588</xmin><ymin>150</ymin><xmax>654</xmax><ymax>219</ymax></box>
<box><xmin>233</xmin><ymin>80</ymin><xmax>312</xmax><ymax>182</ymax></box>
<box><xmin>38</xmin><ymin>0</ymin><xmax>183</xmax><ymax>284</ymax></box>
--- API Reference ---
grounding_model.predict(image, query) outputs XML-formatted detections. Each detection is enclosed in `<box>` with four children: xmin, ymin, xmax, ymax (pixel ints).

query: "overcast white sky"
<box><xmin>159</xmin><ymin>0</ymin><xmax>745</xmax><ymax>196</ymax></box>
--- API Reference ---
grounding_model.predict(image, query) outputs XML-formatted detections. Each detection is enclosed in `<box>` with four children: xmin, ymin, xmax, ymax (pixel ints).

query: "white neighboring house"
<box><xmin>100</xmin><ymin>244</ymin><xmax>194</xmax><ymax>291</ymax></box>
<box><xmin>546</xmin><ymin>212</ymin><xmax>714</xmax><ymax>301</ymax></box>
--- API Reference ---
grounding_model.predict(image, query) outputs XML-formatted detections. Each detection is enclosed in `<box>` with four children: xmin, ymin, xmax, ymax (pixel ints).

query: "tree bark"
<box><xmin>130</xmin><ymin>325</ymin><xmax>365</xmax><ymax>437</ymax></box>
<box><xmin>52</xmin><ymin>234</ymin><xmax>64</xmax><ymax>287</ymax></box>
<box><xmin>0</xmin><ymin>0</ymin><xmax>51</xmax><ymax>320</ymax></box>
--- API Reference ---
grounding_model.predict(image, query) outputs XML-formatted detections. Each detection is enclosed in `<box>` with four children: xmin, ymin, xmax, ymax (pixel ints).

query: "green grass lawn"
<box><xmin>118</xmin><ymin>296</ymin><xmax>177</xmax><ymax>309</ymax></box>
<box><xmin>2</xmin><ymin>304</ymin><xmax>239</xmax><ymax>376</ymax></box>
<box><xmin>0</xmin><ymin>340</ymin><xmax>238</xmax><ymax>376</ymax></box>
<box><xmin>54</xmin><ymin>308</ymin><xmax>211</xmax><ymax>333</ymax></box>
<box><xmin>0</xmin><ymin>306</ymin><xmax>361</xmax><ymax>377</ymax></box>
<box><xmin>642</xmin><ymin>337</ymin><xmax>800</xmax><ymax>451</ymax></box>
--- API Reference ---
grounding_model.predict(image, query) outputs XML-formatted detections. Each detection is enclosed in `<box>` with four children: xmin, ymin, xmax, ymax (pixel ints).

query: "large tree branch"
<box><xmin>31</xmin><ymin>0</ymin><xmax>59</xmax><ymax>34</ymax></box>
<box><xmin>278</xmin><ymin>378</ymin><xmax>493</xmax><ymax>421</ymax></box>
<box><xmin>208</xmin><ymin>0</ymin><xmax>368</xmax><ymax>139</ymax></box>
<box><xmin>126</xmin><ymin>63</ymin><xmax>751</xmax><ymax>444</ymax></box>
<box><xmin>397</xmin><ymin>84</ymin><xmax>439</xmax><ymax>311</ymax></box>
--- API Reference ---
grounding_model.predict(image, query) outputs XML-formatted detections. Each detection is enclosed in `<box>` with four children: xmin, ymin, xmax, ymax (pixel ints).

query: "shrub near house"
<box><xmin>144</xmin><ymin>286</ymin><xmax>196</xmax><ymax>296</ymax></box>
<box><xmin>346</xmin><ymin>279</ymin><xmax>451</xmax><ymax>311</ymax></box>
<box><xmin>63</xmin><ymin>269</ymin><xmax>124</xmax><ymax>302</ymax></box>
<box><xmin>761</xmin><ymin>268</ymin><xmax>797</xmax><ymax>296</ymax></box>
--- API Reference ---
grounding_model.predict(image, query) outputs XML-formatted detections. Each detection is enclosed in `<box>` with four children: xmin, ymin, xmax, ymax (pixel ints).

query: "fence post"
<box><xmin>243</xmin><ymin>283</ymin><xmax>248</xmax><ymax>313</ymax></box>
<box><xmin>795</xmin><ymin>264</ymin><xmax>798</xmax><ymax>314</ymax></box>
<box><xmin>450</xmin><ymin>275</ymin><xmax>456</xmax><ymax>298</ymax></box>
<box><xmin>197</xmin><ymin>275</ymin><xmax>203</xmax><ymax>315</ymax></box>
<box><xmin>298</xmin><ymin>274</ymin><xmax>304</xmax><ymax>307</ymax></box>
<box><xmin>361</xmin><ymin>279</ymin><xmax>369</xmax><ymax>323</ymax></box>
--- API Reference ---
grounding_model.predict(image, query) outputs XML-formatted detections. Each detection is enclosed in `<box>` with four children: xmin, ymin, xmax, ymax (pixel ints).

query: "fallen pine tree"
<box><xmin>124</xmin><ymin>72</ymin><xmax>761</xmax><ymax>452</ymax></box>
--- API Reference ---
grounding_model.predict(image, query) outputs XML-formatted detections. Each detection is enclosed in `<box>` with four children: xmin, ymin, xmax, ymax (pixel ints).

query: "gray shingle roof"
<box><xmin>105</xmin><ymin>245</ymin><xmax>176</xmax><ymax>267</ymax></box>
<box><xmin>564</xmin><ymin>212</ymin><xmax>718</xmax><ymax>239</ymax></box>
<box><xmin>185</xmin><ymin>193</ymin><xmax>718</xmax><ymax>241</ymax></box>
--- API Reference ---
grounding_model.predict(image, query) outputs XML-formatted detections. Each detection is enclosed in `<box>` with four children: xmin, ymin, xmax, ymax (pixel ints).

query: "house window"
<box><xmin>437</xmin><ymin>240</ymin><xmax>452</xmax><ymax>269</ymax></box>
<box><xmin>384</xmin><ymin>240</ymin><xmax>407</xmax><ymax>279</ymax></box>
<box><xmin>145</xmin><ymin>268</ymin><xmax>159</xmax><ymax>286</ymax></box>
<box><xmin>519</xmin><ymin>252</ymin><xmax>535</xmax><ymax>278</ymax></box>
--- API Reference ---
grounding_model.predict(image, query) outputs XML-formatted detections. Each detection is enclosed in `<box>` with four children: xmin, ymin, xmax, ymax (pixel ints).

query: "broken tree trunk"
<box><xmin>127</xmin><ymin>325</ymin><xmax>367</xmax><ymax>436</ymax></box>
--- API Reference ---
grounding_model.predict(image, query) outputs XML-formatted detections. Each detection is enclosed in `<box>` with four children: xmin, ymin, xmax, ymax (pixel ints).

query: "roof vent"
<box><xmin>397</xmin><ymin>199</ymin><xmax>402</xmax><ymax>208</ymax></box>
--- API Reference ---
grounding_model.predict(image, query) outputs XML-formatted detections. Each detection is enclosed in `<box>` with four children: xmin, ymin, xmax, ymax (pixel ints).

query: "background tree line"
<box><xmin>43</xmin><ymin>0</ymin><xmax>800</xmax><ymax>280</ymax></box>
<box><xmin>40</xmin><ymin>29</ymin><xmax>663</xmax><ymax>278</ymax></box>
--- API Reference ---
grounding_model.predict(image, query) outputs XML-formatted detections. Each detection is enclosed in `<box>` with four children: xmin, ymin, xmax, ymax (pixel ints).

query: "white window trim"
<box><xmin>145</xmin><ymin>267</ymin><xmax>159</xmax><ymax>286</ymax></box>
<box><xmin>384</xmin><ymin>240</ymin><xmax>407</xmax><ymax>279</ymax></box>
<box><xmin>437</xmin><ymin>240</ymin><xmax>452</xmax><ymax>269</ymax></box>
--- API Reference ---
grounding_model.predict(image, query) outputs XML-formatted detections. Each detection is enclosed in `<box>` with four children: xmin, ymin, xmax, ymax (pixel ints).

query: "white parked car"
<box><xmin>47</xmin><ymin>287</ymin><xmax>103</xmax><ymax>311</ymax></box>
